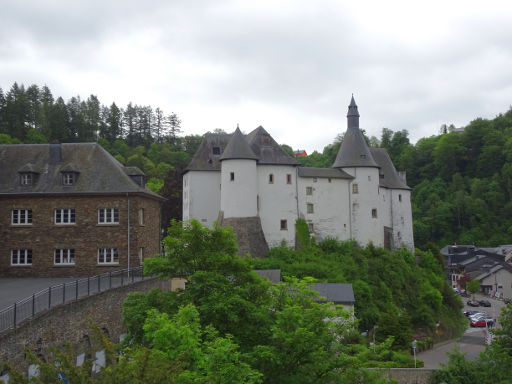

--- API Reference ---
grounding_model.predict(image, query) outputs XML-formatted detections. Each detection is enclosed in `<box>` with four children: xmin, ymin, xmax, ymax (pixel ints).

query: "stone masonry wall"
<box><xmin>0</xmin><ymin>277</ymin><xmax>170</xmax><ymax>372</ymax></box>
<box><xmin>0</xmin><ymin>194</ymin><xmax>161</xmax><ymax>277</ymax></box>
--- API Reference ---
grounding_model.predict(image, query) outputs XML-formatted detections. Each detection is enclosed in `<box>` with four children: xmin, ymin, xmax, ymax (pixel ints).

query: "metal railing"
<box><xmin>0</xmin><ymin>266</ymin><xmax>147</xmax><ymax>334</ymax></box>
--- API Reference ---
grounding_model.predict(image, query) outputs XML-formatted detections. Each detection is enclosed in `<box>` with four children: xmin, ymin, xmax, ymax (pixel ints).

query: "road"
<box><xmin>0</xmin><ymin>278</ymin><xmax>77</xmax><ymax>309</ymax></box>
<box><xmin>418</xmin><ymin>293</ymin><xmax>505</xmax><ymax>369</ymax></box>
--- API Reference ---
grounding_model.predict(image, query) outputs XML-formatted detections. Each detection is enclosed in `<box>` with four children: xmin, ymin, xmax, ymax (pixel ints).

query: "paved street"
<box><xmin>0</xmin><ymin>278</ymin><xmax>77</xmax><ymax>310</ymax></box>
<box><xmin>418</xmin><ymin>293</ymin><xmax>506</xmax><ymax>368</ymax></box>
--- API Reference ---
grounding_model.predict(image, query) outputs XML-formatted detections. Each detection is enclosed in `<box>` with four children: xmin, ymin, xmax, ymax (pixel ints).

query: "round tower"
<box><xmin>220</xmin><ymin>127</ymin><xmax>258</xmax><ymax>218</ymax></box>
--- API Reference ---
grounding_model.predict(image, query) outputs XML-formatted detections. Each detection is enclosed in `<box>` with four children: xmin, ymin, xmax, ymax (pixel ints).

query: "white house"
<box><xmin>183</xmin><ymin>96</ymin><xmax>414</xmax><ymax>257</ymax></box>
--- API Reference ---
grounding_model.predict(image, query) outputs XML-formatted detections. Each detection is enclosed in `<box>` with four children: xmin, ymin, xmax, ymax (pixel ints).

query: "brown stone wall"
<box><xmin>0</xmin><ymin>194</ymin><xmax>162</xmax><ymax>277</ymax></box>
<box><xmin>0</xmin><ymin>278</ymin><xmax>170</xmax><ymax>372</ymax></box>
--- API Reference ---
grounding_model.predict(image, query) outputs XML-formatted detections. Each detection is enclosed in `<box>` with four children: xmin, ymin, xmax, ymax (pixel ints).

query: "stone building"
<box><xmin>0</xmin><ymin>143</ymin><xmax>164</xmax><ymax>277</ymax></box>
<box><xmin>183</xmin><ymin>97</ymin><xmax>414</xmax><ymax>257</ymax></box>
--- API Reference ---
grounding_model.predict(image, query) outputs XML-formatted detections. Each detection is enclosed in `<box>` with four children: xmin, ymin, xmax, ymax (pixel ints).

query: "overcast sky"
<box><xmin>1</xmin><ymin>0</ymin><xmax>512</xmax><ymax>153</ymax></box>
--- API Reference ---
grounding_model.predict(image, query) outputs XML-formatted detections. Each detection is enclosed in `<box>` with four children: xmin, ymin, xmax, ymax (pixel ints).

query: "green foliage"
<box><xmin>466</xmin><ymin>280</ymin><xmax>480</xmax><ymax>298</ymax></box>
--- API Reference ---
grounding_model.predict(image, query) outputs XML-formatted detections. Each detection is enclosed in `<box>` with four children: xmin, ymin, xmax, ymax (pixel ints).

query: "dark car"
<box><xmin>504</xmin><ymin>298</ymin><xmax>511</xmax><ymax>305</ymax></box>
<box><xmin>467</xmin><ymin>300</ymin><xmax>480</xmax><ymax>307</ymax></box>
<box><xmin>479</xmin><ymin>299</ymin><xmax>491</xmax><ymax>307</ymax></box>
<box><xmin>464</xmin><ymin>309</ymin><xmax>484</xmax><ymax>317</ymax></box>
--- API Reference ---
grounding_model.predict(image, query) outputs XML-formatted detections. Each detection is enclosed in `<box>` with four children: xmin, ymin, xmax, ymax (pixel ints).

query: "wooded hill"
<box><xmin>2</xmin><ymin>82</ymin><xmax>512</xmax><ymax>249</ymax></box>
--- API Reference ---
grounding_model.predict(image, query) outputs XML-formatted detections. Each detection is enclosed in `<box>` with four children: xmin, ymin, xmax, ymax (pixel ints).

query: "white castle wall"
<box><xmin>183</xmin><ymin>171</ymin><xmax>220</xmax><ymax>228</ymax></box>
<box><xmin>257</xmin><ymin>165</ymin><xmax>298</xmax><ymax>248</ymax></box>
<box><xmin>297</xmin><ymin>176</ymin><xmax>351</xmax><ymax>241</ymax></box>
<box><xmin>221</xmin><ymin>159</ymin><xmax>258</xmax><ymax>218</ymax></box>
<box><xmin>391</xmin><ymin>189</ymin><xmax>414</xmax><ymax>251</ymax></box>
<box><xmin>342</xmin><ymin>167</ymin><xmax>384</xmax><ymax>248</ymax></box>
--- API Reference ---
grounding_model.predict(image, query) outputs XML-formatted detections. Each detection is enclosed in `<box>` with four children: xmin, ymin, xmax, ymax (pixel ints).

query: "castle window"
<box><xmin>98</xmin><ymin>248</ymin><xmax>119</xmax><ymax>264</ymax></box>
<box><xmin>269</xmin><ymin>174</ymin><xmax>274</xmax><ymax>184</ymax></box>
<box><xmin>308</xmin><ymin>222</ymin><xmax>314</xmax><ymax>232</ymax></box>
<box><xmin>380</xmin><ymin>173</ymin><xmax>384</xmax><ymax>179</ymax></box>
<box><xmin>352</xmin><ymin>184</ymin><xmax>358</xmax><ymax>194</ymax></box>
<box><xmin>20</xmin><ymin>173</ymin><xmax>33</xmax><ymax>186</ymax></box>
<box><xmin>98</xmin><ymin>208</ymin><xmax>119</xmax><ymax>224</ymax></box>
<box><xmin>230</xmin><ymin>172</ymin><xmax>235</xmax><ymax>181</ymax></box>
<box><xmin>313</xmin><ymin>177</ymin><xmax>318</xmax><ymax>182</ymax></box>
<box><xmin>138</xmin><ymin>208</ymin><xmax>144</xmax><ymax>226</ymax></box>
<box><xmin>372</xmin><ymin>208</ymin><xmax>377</xmax><ymax>218</ymax></box>
<box><xmin>62</xmin><ymin>172</ymin><xmax>75</xmax><ymax>186</ymax></box>
<box><xmin>55</xmin><ymin>209</ymin><xmax>75</xmax><ymax>224</ymax></box>
<box><xmin>368</xmin><ymin>175</ymin><xmax>371</xmax><ymax>181</ymax></box>
<box><xmin>280</xmin><ymin>219</ymin><xmax>288</xmax><ymax>230</ymax></box>
<box><xmin>307</xmin><ymin>203</ymin><xmax>314</xmax><ymax>214</ymax></box>
<box><xmin>12</xmin><ymin>209</ymin><xmax>32</xmax><ymax>225</ymax></box>
<box><xmin>360</xmin><ymin>154</ymin><xmax>366</xmax><ymax>159</ymax></box>
<box><xmin>306</xmin><ymin>186</ymin><xmax>313</xmax><ymax>195</ymax></box>
<box><xmin>286</xmin><ymin>174</ymin><xmax>292</xmax><ymax>184</ymax></box>
<box><xmin>212</xmin><ymin>146</ymin><xmax>221</xmax><ymax>155</ymax></box>
<box><xmin>11</xmin><ymin>249</ymin><xmax>32</xmax><ymax>265</ymax></box>
<box><xmin>54</xmin><ymin>249</ymin><xmax>75</xmax><ymax>265</ymax></box>
<box><xmin>328</xmin><ymin>178</ymin><xmax>332</xmax><ymax>183</ymax></box>
<box><xmin>399</xmin><ymin>194</ymin><xmax>402</xmax><ymax>202</ymax></box>
<box><xmin>139</xmin><ymin>247</ymin><xmax>144</xmax><ymax>264</ymax></box>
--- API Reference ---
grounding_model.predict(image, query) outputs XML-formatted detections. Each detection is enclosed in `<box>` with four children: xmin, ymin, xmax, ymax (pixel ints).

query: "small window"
<box><xmin>306</xmin><ymin>186</ymin><xmax>313</xmax><ymax>195</ymax></box>
<box><xmin>20</xmin><ymin>173</ymin><xmax>33</xmax><ymax>186</ymax></box>
<box><xmin>230</xmin><ymin>172</ymin><xmax>235</xmax><ymax>181</ymax></box>
<box><xmin>12</xmin><ymin>209</ymin><xmax>32</xmax><ymax>225</ymax></box>
<box><xmin>11</xmin><ymin>249</ymin><xmax>32</xmax><ymax>265</ymax></box>
<box><xmin>308</xmin><ymin>222</ymin><xmax>314</xmax><ymax>232</ymax></box>
<box><xmin>372</xmin><ymin>208</ymin><xmax>377</xmax><ymax>218</ymax></box>
<box><xmin>313</xmin><ymin>177</ymin><xmax>318</xmax><ymax>183</ymax></box>
<box><xmin>286</xmin><ymin>174</ymin><xmax>292</xmax><ymax>184</ymax></box>
<box><xmin>62</xmin><ymin>172</ymin><xmax>75</xmax><ymax>186</ymax></box>
<box><xmin>54</xmin><ymin>249</ymin><xmax>75</xmax><ymax>265</ymax></box>
<box><xmin>269</xmin><ymin>174</ymin><xmax>274</xmax><ymax>184</ymax></box>
<box><xmin>98</xmin><ymin>208</ymin><xmax>119</xmax><ymax>224</ymax></box>
<box><xmin>55</xmin><ymin>209</ymin><xmax>75</xmax><ymax>224</ymax></box>
<box><xmin>328</xmin><ymin>178</ymin><xmax>332</xmax><ymax>183</ymax></box>
<box><xmin>212</xmin><ymin>146</ymin><xmax>221</xmax><ymax>155</ymax></box>
<box><xmin>360</xmin><ymin>154</ymin><xmax>366</xmax><ymax>159</ymax></box>
<box><xmin>379</xmin><ymin>173</ymin><xmax>384</xmax><ymax>179</ymax></box>
<box><xmin>139</xmin><ymin>208</ymin><xmax>144</xmax><ymax>226</ymax></box>
<box><xmin>307</xmin><ymin>203</ymin><xmax>314</xmax><ymax>214</ymax></box>
<box><xmin>352</xmin><ymin>184</ymin><xmax>358</xmax><ymax>194</ymax></box>
<box><xmin>98</xmin><ymin>248</ymin><xmax>119</xmax><ymax>264</ymax></box>
<box><xmin>139</xmin><ymin>247</ymin><xmax>144</xmax><ymax>264</ymax></box>
<box><xmin>280</xmin><ymin>219</ymin><xmax>288</xmax><ymax>230</ymax></box>
<box><xmin>368</xmin><ymin>175</ymin><xmax>371</xmax><ymax>181</ymax></box>
<box><xmin>399</xmin><ymin>194</ymin><xmax>402</xmax><ymax>202</ymax></box>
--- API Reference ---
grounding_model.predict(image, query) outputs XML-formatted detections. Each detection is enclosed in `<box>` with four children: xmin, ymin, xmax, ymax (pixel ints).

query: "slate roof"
<box><xmin>298</xmin><ymin>167</ymin><xmax>353</xmax><ymax>179</ymax></box>
<box><xmin>0</xmin><ymin>143</ymin><xmax>163</xmax><ymax>200</ymax></box>
<box><xmin>220</xmin><ymin>128</ymin><xmax>258</xmax><ymax>161</ymax></box>
<box><xmin>311</xmin><ymin>283</ymin><xmax>355</xmax><ymax>305</ymax></box>
<box><xmin>370</xmin><ymin>148</ymin><xmax>410</xmax><ymax>190</ymax></box>
<box><xmin>185</xmin><ymin>126</ymin><xmax>299</xmax><ymax>172</ymax></box>
<box><xmin>475</xmin><ymin>265</ymin><xmax>512</xmax><ymax>281</ymax></box>
<box><xmin>254</xmin><ymin>269</ymin><xmax>281</xmax><ymax>283</ymax></box>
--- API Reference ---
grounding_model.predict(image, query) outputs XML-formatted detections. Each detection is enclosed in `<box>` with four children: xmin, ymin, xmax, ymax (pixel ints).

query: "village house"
<box><xmin>0</xmin><ymin>143</ymin><xmax>164</xmax><ymax>277</ymax></box>
<box><xmin>183</xmin><ymin>96</ymin><xmax>414</xmax><ymax>257</ymax></box>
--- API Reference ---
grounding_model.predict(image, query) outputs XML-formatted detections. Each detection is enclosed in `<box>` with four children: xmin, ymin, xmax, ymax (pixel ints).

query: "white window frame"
<box><xmin>54</xmin><ymin>249</ymin><xmax>75</xmax><ymax>265</ymax></box>
<box><xmin>306</xmin><ymin>186</ymin><xmax>313</xmax><ymax>196</ymax></box>
<box><xmin>12</xmin><ymin>209</ymin><xmax>32</xmax><ymax>225</ymax></box>
<box><xmin>20</xmin><ymin>173</ymin><xmax>32</xmax><ymax>185</ymax></box>
<box><xmin>98</xmin><ymin>208</ymin><xmax>119</xmax><ymax>224</ymax></box>
<box><xmin>11</xmin><ymin>249</ymin><xmax>32</xmax><ymax>265</ymax></box>
<box><xmin>97</xmin><ymin>248</ymin><xmax>119</xmax><ymax>265</ymax></box>
<box><xmin>352</xmin><ymin>183</ymin><xmax>359</xmax><ymax>194</ymax></box>
<box><xmin>307</xmin><ymin>203</ymin><xmax>314</xmax><ymax>214</ymax></box>
<box><xmin>62</xmin><ymin>172</ymin><xmax>75</xmax><ymax>186</ymax></box>
<box><xmin>55</xmin><ymin>208</ymin><xmax>76</xmax><ymax>225</ymax></box>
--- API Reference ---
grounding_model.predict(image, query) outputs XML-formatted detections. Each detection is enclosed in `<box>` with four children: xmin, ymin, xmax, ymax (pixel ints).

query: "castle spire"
<box><xmin>347</xmin><ymin>94</ymin><xmax>360</xmax><ymax>129</ymax></box>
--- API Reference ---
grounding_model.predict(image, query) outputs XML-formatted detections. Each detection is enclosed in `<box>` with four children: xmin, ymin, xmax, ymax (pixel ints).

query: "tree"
<box><xmin>466</xmin><ymin>279</ymin><xmax>480</xmax><ymax>300</ymax></box>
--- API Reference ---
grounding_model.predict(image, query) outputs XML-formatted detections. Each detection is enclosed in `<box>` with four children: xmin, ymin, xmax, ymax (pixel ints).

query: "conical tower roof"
<box><xmin>332</xmin><ymin>96</ymin><xmax>379</xmax><ymax>168</ymax></box>
<box><xmin>219</xmin><ymin>127</ymin><xmax>258</xmax><ymax>161</ymax></box>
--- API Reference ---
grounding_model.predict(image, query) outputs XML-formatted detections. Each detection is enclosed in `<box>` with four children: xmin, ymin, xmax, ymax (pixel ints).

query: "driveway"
<box><xmin>0</xmin><ymin>278</ymin><xmax>77</xmax><ymax>310</ymax></box>
<box><xmin>418</xmin><ymin>293</ymin><xmax>506</xmax><ymax>369</ymax></box>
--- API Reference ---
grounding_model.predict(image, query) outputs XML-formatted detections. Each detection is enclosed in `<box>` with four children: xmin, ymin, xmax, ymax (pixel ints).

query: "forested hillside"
<box><xmin>2</xmin><ymin>82</ymin><xmax>512</xmax><ymax>249</ymax></box>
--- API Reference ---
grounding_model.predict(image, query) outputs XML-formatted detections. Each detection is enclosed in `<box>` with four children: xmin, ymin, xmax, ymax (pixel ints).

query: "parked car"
<box><xmin>479</xmin><ymin>299</ymin><xmax>491</xmax><ymax>307</ymax></box>
<box><xmin>469</xmin><ymin>317</ymin><xmax>487</xmax><ymax>327</ymax></box>
<box><xmin>504</xmin><ymin>298</ymin><xmax>511</xmax><ymax>305</ymax></box>
<box><xmin>467</xmin><ymin>300</ymin><xmax>480</xmax><ymax>307</ymax></box>
<box><xmin>464</xmin><ymin>309</ymin><xmax>484</xmax><ymax>317</ymax></box>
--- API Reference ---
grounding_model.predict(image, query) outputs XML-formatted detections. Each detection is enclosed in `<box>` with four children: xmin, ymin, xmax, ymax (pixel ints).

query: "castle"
<box><xmin>183</xmin><ymin>97</ymin><xmax>414</xmax><ymax>257</ymax></box>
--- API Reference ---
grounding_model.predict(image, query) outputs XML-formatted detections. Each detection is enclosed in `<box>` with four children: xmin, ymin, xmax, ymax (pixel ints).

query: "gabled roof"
<box><xmin>185</xmin><ymin>126</ymin><xmax>298</xmax><ymax>172</ymax></box>
<box><xmin>311</xmin><ymin>283</ymin><xmax>355</xmax><ymax>305</ymax></box>
<box><xmin>298</xmin><ymin>167</ymin><xmax>353</xmax><ymax>179</ymax></box>
<box><xmin>0</xmin><ymin>143</ymin><xmax>163</xmax><ymax>200</ymax></box>
<box><xmin>370</xmin><ymin>148</ymin><xmax>410</xmax><ymax>190</ymax></box>
<box><xmin>220</xmin><ymin>128</ymin><xmax>258</xmax><ymax>161</ymax></box>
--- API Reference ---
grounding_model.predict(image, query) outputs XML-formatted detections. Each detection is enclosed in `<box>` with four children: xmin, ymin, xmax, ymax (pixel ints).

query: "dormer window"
<box><xmin>360</xmin><ymin>154</ymin><xmax>366</xmax><ymax>159</ymax></box>
<box><xmin>212</xmin><ymin>146</ymin><xmax>221</xmax><ymax>155</ymax></box>
<box><xmin>62</xmin><ymin>172</ymin><xmax>75</xmax><ymax>186</ymax></box>
<box><xmin>20</xmin><ymin>173</ymin><xmax>33</xmax><ymax>186</ymax></box>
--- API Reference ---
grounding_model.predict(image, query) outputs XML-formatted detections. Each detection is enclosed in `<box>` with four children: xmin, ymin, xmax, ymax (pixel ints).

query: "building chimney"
<box><xmin>49</xmin><ymin>143</ymin><xmax>62</xmax><ymax>164</ymax></box>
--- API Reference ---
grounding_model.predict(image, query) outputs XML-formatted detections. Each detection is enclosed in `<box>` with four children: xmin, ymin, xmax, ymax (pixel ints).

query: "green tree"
<box><xmin>466</xmin><ymin>279</ymin><xmax>480</xmax><ymax>300</ymax></box>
